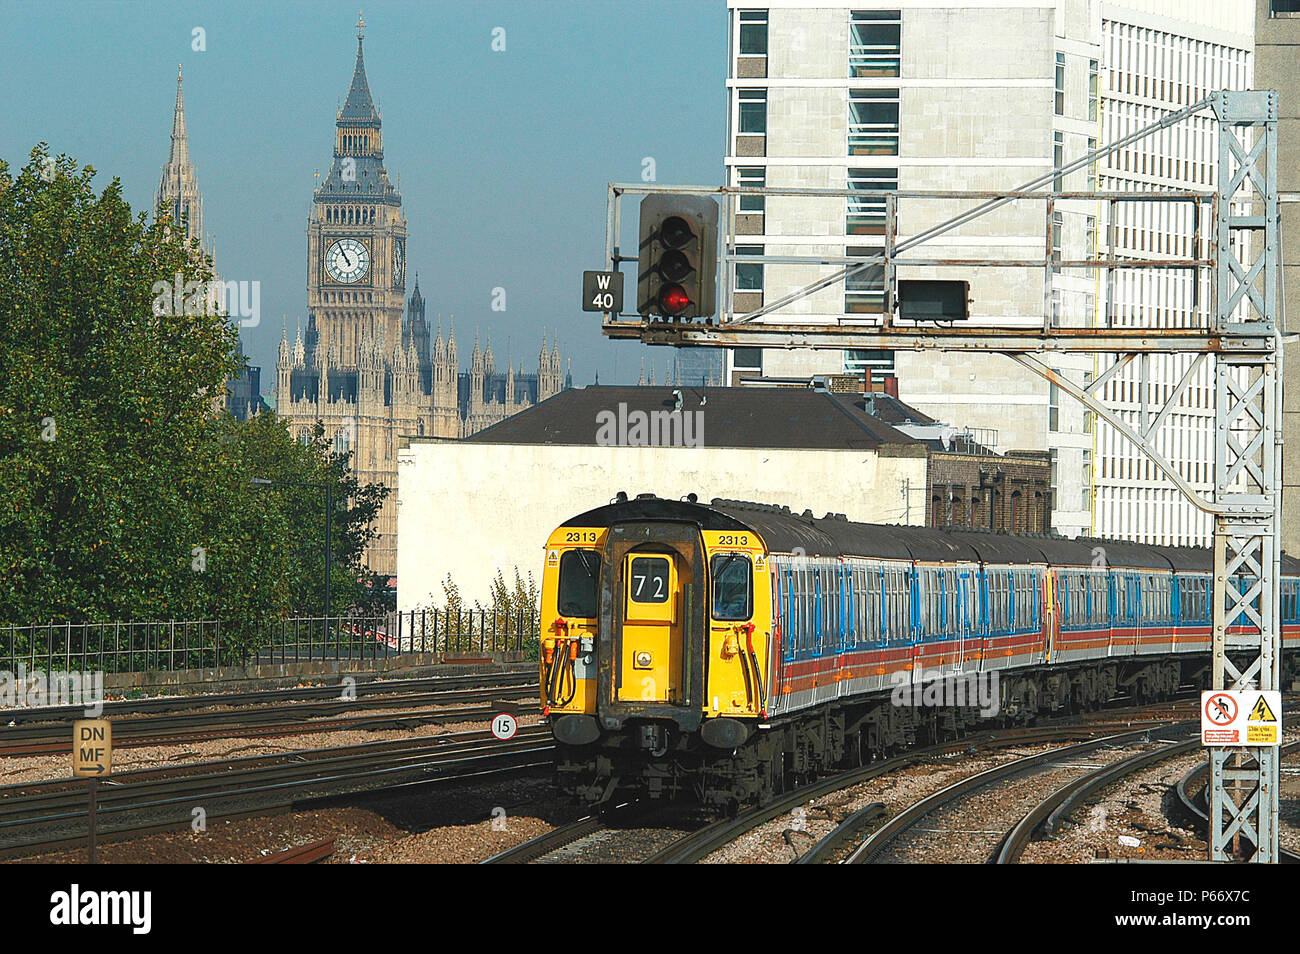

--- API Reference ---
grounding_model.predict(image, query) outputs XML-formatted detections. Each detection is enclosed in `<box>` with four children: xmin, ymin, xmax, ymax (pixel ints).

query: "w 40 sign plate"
<box><xmin>582</xmin><ymin>271</ymin><xmax>624</xmax><ymax>313</ymax></box>
<box><xmin>1201</xmin><ymin>690</ymin><xmax>1282</xmax><ymax>746</ymax></box>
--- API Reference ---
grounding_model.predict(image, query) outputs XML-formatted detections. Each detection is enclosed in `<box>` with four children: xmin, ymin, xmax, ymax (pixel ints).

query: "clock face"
<box><xmin>393</xmin><ymin>242</ymin><xmax>405</xmax><ymax>286</ymax></box>
<box><xmin>325</xmin><ymin>238</ymin><xmax>370</xmax><ymax>284</ymax></box>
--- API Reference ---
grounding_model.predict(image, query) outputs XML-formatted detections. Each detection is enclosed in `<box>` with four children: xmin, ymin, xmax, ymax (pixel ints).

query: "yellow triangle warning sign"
<box><xmin>1248</xmin><ymin>695</ymin><xmax>1277</xmax><ymax>722</ymax></box>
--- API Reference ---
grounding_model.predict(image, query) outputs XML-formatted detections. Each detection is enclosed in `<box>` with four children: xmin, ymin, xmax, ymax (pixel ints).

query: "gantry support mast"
<box><xmin>600</xmin><ymin>90</ymin><xmax>1283</xmax><ymax>861</ymax></box>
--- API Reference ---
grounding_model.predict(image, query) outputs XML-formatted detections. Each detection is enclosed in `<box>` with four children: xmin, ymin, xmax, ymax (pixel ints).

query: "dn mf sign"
<box><xmin>73</xmin><ymin>719</ymin><xmax>112</xmax><ymax>777</ymax></box>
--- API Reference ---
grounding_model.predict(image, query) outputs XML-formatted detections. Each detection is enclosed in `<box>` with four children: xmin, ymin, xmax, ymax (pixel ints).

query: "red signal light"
<box><xmin>660</xmin><ymin>284</ymin><xmax>691</xmax><ymax>315</ymax></box>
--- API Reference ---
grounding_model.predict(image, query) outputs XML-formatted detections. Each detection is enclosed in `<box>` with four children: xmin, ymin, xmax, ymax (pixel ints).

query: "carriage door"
<box><xmin>619</xmin><ymin>552</ymin><xmax>683</xmax><ymax>704</ymax></box>
<box><xmin>1042</xmin><ymin>572</ymin><xmax>1057</xmax><ymax>663</ymax></box>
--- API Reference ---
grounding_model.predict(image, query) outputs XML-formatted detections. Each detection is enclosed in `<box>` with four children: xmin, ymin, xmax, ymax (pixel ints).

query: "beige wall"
<box><xmin>395</xmin><ymin>441</ymin><xmax>927</xmax><ymax>609</ymax></box>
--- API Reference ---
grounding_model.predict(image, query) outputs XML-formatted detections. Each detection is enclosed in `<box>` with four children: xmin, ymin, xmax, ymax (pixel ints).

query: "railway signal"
<box><xmin>896</xmin><ymin>279</ymin><xmax>971</xmax><ymax>322</ymax></box>
<box><xmin>637</xmin><ymin>194</ymin><xmax>718</xmax><ymax>321</ymax></box>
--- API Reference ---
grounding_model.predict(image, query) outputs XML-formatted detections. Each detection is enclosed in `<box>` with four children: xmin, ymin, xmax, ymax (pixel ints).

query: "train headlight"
<box><xmin>634</xmin><ymin>650</ymin><xmax>653</xmax><ymax>669</ymax></box>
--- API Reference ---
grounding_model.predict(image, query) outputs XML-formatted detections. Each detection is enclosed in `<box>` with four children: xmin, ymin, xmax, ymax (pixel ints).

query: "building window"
<box><xmin>845</xmin><ymin>250</ymin><xmax>885</xmax><ymax>314</ymax></box>
<box><xmin>847</xmin><ymin>168</ymin><xmax>897</xmax><ymax>235</ymax></box>
<box><xmin>1088</xmin><ymin>59</ymin><xmax>1099</xmax><ymax>121</ymax></box>
<box><xmin>844</xmin><ymin>348</ymin><xmax>895</xmax><ymax>375</ymax></box>
<box><xmin>1271</xmin><ymin>0</ymin><xmax>1300</xmax><ymax>15</ymax></box>
<box><xmin>738</xmin><ymin>88</ymin><xmax>767</xmax><ymax>134</ymax></box>
<box><xmin>1055</xmin><ymin>52</ymin><xmax>1066</xmax><ymax>115</ymax></box>
<box><xmin>1051</xmin><ymin>211</ymin><xmax>1063</xmax><ymax>274</ymax></box>
<box><xmin>732</xmin><ymin>347</ymin><xmax>763</xmax><ymax>374</ymax></box>
<box><xmin>849</xmin><ymin>89</ymin><xmax>899</xmax><ymax>156</ymax></box>
<box><xmin>1049</xmin><ymin>448</ymin><xmax>1059</xmax><ymax>504</ymax></box>
<box><xmin>1053</xmin><ymin>130</ymin><xmax>1064</xmax><ymax>191</ymax></box>
<box><xmin>850</xmin><ymin>9</ymin><xmax>901</xmax><ymax>77</ymax></box>
<box><xmin>735</xmin><ymin>244</ymin><xmax>764</xmax><ymax>291</ymax></box>
<box><xmin>1049</xmin><ymin>381</ymin><xmax>1060</xmax><ymax>431</ymax></box>
<box><xmin>1086</xmin><ymin>137</ymin><xmax>1097</xmax><ymax>190</ymax></box>
<box><xmin>1085</xmin><ymin>216</ymin><xmax>1097</xmax><ymax>255</ymax></box>
<box><xmin>1082</xmin><ymin>449</ymin><xmax>1093</xmax><ymax>511</ymax></box>
<box><xmin>735</xmin><ymin>165</ymin><xmax>766</xmax><ymax>220</ymax></box>
<box><xmin>738</xmin><ymin>9</ymin><xmax>768</xmax><ymax>55</ymax></box>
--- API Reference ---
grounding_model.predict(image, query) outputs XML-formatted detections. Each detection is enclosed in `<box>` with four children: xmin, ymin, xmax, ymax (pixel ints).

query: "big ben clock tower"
<box><xmin>279</xmin><ymin>14</ymin><xmax>420</xmax><ymax>578</ymax></box>
<box><xmin>277</xmin><ymin>16</ymin><xmax>565</xmax><ymax>582</ymax></box>
<box><xmin>306</xmin><ymin>13</ymin><xmax>406</xmax><ymax>365</ymax></box>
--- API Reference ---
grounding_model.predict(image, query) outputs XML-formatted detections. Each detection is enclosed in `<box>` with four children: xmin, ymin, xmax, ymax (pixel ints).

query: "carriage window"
<box><xmin>629</xmin><ymin>557</ymin><xmax>670</xmax><ymax>603</ymax></box>
<box><xmin>558</xmin><ymin>549</ymin><xmax>600</xmax><ymax>618</ymax></box>
<box><xmin>711</xmin><ymin>553</ymin><xmax>752</xmax><ymax>620</ymax></box>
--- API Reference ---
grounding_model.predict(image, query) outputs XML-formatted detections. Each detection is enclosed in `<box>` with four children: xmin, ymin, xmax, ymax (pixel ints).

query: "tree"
<box><xmin>0</xmin><ymin>146</ymin><xmax>389</xmax><ymax>640</ymax></box>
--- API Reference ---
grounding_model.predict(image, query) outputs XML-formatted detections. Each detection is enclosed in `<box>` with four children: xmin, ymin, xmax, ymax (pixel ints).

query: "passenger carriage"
<box><xmin>539</xmin><ymin>495</ymin><xmax>1300</xmax><ymax>809</ymax></box>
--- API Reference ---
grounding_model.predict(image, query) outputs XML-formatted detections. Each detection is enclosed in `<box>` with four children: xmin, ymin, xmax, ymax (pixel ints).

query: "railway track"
<box><xmin>485</xmin><ymin>717</ymin><xmax>1179</xmax><ymax>865</ymax></box>
<box><xmin>0</xmin><ymin>725</ymin><xmax>554</xmax><ymax>858</ymax></box>
<box><xmin>836</xmin><ymin>723</ymin><xmax>1194</xmax><ymax>864</ymax></box>
<box><xmin>1171</xmin><ymin>738</ymin><xmax>1300</xmax><ymax>864</ymax></box>
<box><xmin>252</xmin><ymin>837</ymin><xmax>336</xmax><ymax>864</ymax></box>
<box><xmin>0</xmin><ymin>668</ymin><xmax>534</xmax><ymax>724</ymax></box>
<box><xmin>481</xmin><ymin>800</ymin><xmax>707</xmax><ymax>864</ymax></box>
<box><xmin>994</xmin><ymin>733</ymin><xmax>1200</xmax><ymax>863</ymax></box>
<box><xmin>482</xmin><ymin>815</ymin><xmax>611</xmax><ymax>863</ymax></box>
<box><xmin>0</xmin><ymin>677</ymin><xmax>537</xmax><ymax>755</ymax></box>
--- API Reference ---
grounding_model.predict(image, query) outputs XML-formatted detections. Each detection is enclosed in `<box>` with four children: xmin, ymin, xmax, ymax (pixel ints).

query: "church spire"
<box><xmin>156</xmin><ymin>65</ymin><xmax>204</xmax><ymax>251</ymax></box>
<box><xmin>167</xmin><ymin>64</ymin><xmax>190</xmax><ymax>167</ymax></box>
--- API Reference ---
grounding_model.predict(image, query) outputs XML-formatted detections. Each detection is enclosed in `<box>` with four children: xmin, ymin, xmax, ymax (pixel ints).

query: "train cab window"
<box><xmin>711</xmin><ymin>554</ymin><xmax>752</xmax><ymax>620</ymax></box>
<box><xmin>629</xmin><ymin>557</ymin><xmax>670</xmax><ymax>603</ymax></box>
<box><xmin>558</xmin><ymin>549</ymin><xmax>601</xmax><ymax>618</ymax></box>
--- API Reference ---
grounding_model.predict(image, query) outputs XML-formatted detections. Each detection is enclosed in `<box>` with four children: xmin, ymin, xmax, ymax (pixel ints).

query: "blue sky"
<box><xmin>2</xmin><ymin>0</ymin><xmax>727</xmax><ymax>387</ymax></box>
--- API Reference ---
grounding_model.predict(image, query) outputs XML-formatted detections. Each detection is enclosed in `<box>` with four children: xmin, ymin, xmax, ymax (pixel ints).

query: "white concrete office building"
<box><xmin>722</xmin><ymin>0</ymin><xmax>1254</xmax><ymax>544</ymax></box>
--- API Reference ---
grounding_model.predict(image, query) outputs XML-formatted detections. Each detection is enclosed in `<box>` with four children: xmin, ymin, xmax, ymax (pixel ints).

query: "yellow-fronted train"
<box><xmin>539</xmin><ymin>493</ymin><xmax>1300</xmax><ymax>812</ymax></box>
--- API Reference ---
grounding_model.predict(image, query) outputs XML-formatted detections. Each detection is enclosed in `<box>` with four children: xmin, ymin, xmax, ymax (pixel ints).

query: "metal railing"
<box><xmin>0</xmin><ymin>609</ymin><xmax>541</xmax><ymax>674</ymax></box>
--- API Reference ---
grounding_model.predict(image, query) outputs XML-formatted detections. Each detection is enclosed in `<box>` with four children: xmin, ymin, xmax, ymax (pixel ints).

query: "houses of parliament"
<box><xmin>157</xmin><ymin>18</ymin><xmax>567</xmax><ymax>575</ymax></box>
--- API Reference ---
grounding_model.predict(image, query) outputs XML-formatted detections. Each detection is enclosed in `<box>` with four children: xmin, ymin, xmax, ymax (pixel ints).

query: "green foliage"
<box><xmin>429</xmin><ymin>569</ymin><xmax>539</xmax><ymax>655</ymax></box>
<box><xmin>0</xmin><ymin>146</ymin><xmax>390</xmax><ymax>641</ymax></box>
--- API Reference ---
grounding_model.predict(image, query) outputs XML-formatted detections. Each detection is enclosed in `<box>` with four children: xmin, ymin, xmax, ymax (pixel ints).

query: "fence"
<box><xmin>0</xmin><ymin>609</ymin><xmax>541</xmax><ymax>675</ymax></box>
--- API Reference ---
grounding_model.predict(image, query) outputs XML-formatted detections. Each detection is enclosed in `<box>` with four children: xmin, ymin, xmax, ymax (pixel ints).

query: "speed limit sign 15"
<box><xmin>491</xmin><ymin>712</ymin><xmax>518</xmax><ymax>741</ymax></box>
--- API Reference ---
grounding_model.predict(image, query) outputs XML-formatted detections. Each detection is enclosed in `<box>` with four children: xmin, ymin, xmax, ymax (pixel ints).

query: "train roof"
<box><xmin>559</xmin><ymin>495</ymin><xmax>1282</xmax><ymax>574</ymax></box>
<box><xmin>562</xmin><ymin>495</ymin><xmax>753</xmax><ymax>534</ymax></box>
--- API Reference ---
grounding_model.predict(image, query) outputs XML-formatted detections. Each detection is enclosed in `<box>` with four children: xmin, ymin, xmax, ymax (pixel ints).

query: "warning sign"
<box><xmin>1201</xmin><ymin>690</ymin><xmax>1281</xmax><ymax>746</ymax></box>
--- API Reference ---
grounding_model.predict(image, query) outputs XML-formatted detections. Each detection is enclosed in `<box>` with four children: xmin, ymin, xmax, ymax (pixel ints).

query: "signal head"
<box><xmin>661</xmin><ymin>215</ymin><xmax>694</xmax><ymax>249</ymax></box>
<box><xmin>659</xmin><ymin>249</ymin><xmax>693</xmax><ymax>282</ymax></box>
<box><xmin>659</xmin><ymin>284</ymin><xmax>691</xmax><ymax>315</ymax></box>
